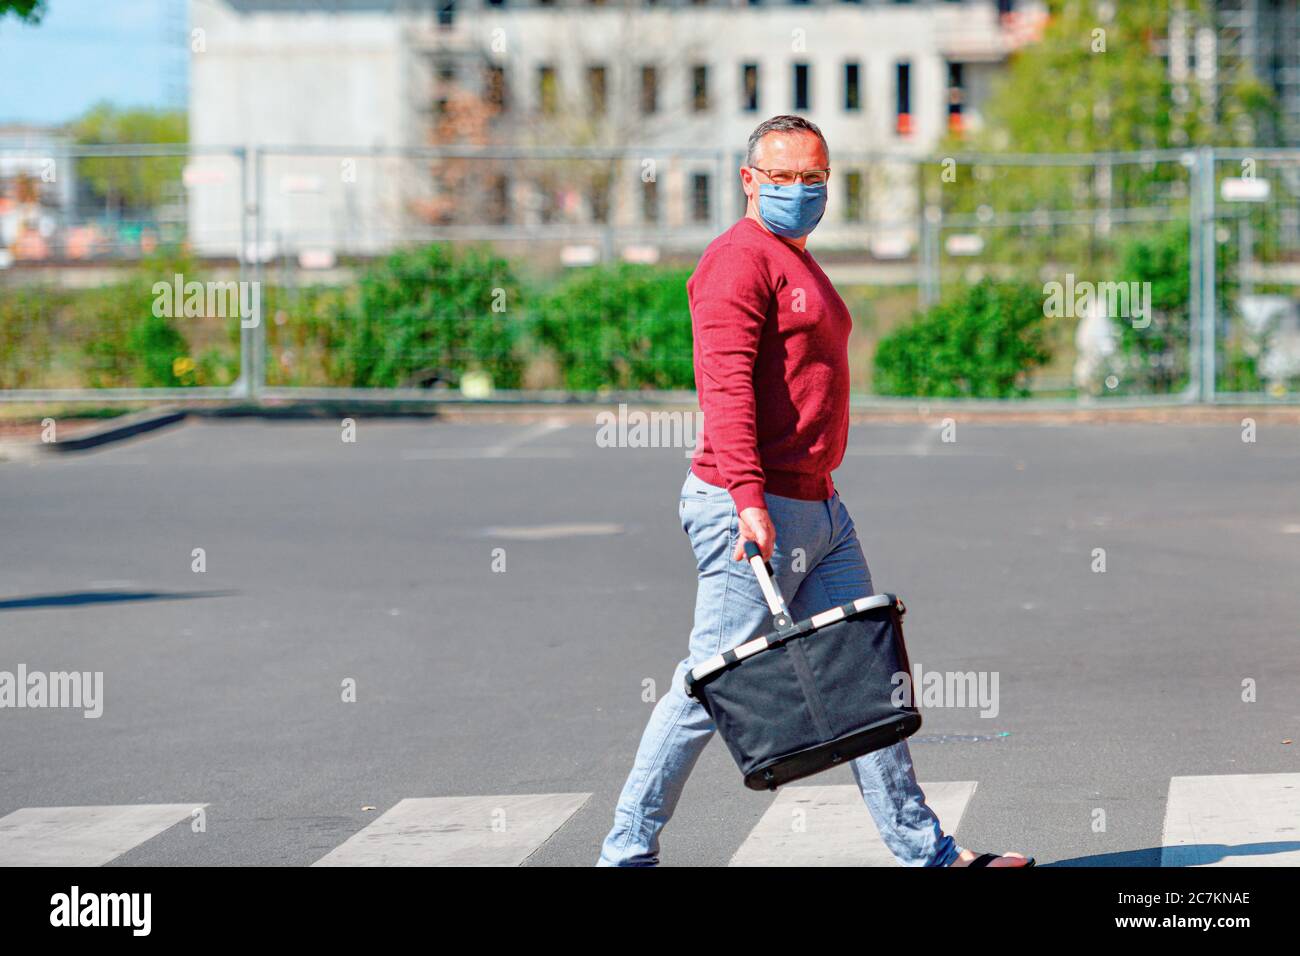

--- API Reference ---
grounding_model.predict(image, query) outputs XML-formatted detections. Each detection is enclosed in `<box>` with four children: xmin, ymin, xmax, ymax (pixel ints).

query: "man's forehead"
<box><xmin>755</xmin><ymin>131</ymin><xmax>828</xmax><ymax>164</ymax></box>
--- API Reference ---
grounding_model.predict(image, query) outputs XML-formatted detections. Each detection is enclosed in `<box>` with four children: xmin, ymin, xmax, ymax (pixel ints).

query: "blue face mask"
<box><xmin>757</xmin><ymin>182</ymin><xmax>827</xmax><ymax>239</ymax></box>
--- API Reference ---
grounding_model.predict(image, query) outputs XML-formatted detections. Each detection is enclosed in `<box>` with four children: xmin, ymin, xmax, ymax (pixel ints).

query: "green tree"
<box><xmin>963</xmin><ymin>0</ymin><xmax>1272</xmax><ymax>156</ymax></box>
<box><xmin>68</xmin><ymin>103</ymin><xmax>188</xmax><ymax>213</ymax></box>
<box><xmin>0</xmin><ymin>1</ymin><xmax>46</xmax><ymax>22</ymax></box>
<box><xmin>930</xmin><ymin>0</ymin><xmax>1276</xmax><ymax>257</ymax></box>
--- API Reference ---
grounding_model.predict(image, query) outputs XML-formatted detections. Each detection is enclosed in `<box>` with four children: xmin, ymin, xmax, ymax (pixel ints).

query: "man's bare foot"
<box><xmin>950</xmin><ymin>849</ymin><xmax>1034</xmax><ymax>867</ymax></box>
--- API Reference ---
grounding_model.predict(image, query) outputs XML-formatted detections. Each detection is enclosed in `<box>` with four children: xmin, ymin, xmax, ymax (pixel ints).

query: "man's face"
<box><xmin>741</xmin><ymin>131</ymin><xmax>831</xmax><ymax>205</ymax></box>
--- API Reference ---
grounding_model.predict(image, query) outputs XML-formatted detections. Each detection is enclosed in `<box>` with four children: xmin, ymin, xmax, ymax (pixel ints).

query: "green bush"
<box><xmin>531</xmin><ymin>264</ymin><xmax>694</xmax><ymax>390</ymax></box>
<box><xmin>1114</xmin><ymin>227</ymin><xmax>1192</xmax><ymax>394</ymax></box>
<box><xmin>77</xmin><ymin>256</ymin><xmax>233</xmax><ymax>389</ymax></box>
<box><xmin>0</xmin><ymin>287</ymin><xmax>56</xmax><ymax>389</ymax></box>
<box><xmin>263</xmin><ymin>284</ymin><xmax>347</xmax><ymax>387</ymax></box>
<box><xmin>127</xmin><ymin>311</ymin><xmax>191</xmax><ymax>387</ymax></box>
<box><xmin>336</xmin><ymin>244</ymin><xmax>524</xmax><ymax>389</ymax></box>
<box><xmin>873</xmin><ymin>279</ymin><xmax>1051</xmax><ymax>398</ymax></box>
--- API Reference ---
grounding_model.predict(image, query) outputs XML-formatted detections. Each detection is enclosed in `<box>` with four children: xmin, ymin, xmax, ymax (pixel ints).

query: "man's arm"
<box><xmin>689</xmin><ymin>244</ymin><xmax>777</xmax><ymax>560</ymax></box>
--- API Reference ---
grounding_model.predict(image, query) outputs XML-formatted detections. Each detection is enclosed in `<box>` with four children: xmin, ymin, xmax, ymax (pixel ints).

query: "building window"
<box><xmin>435</xmin><ymin>63</ymin><xmax>455</xmax><ymax>116</ymax></box>
<box><xmin>643</xmin><ymin>178</ymin><xmax>659</xmax><ymax>223</ymax></box>
<box><xmin>843</xmin><ymin>170</ymin><xmax>863</xmax><ymax>223</ymax></box>
<box><xmin>588</xmin><ymin>65</ymin><xmax>607</xmax><ymax>116</ymax></box>
<box><xmin>437</xmin><ymin>1</ymin><xmax>455</xmax><ymax>27</ymax></box>
<box><xmin>538</xmin><ymin>65</ymin><xmax>558</xmax><ymax>115</ymax></box>
<box><xmin>793</xmin><ymin>62</ymin><xmax>810</xmax><ymax>112</ymax></box>
<box><xmin>947</xmin><ymin>61</ymin><xmax>965</xmax><ymax>135</ymax></box>
<box><xmin>844</xmin><ymin>61</ymin><xmax>861</xmax><ymax>111</ymax></box>
<box><xmin>692</xmin><ymin>64</ymin><xmax>709</xmax><ymax>112</ymax></box>
<box><xmin>488</xmin><ymin>174</ymin><xmax>510</xmax><ymax>225</ymax></box>
<box><xmin>691</xmin><ymin>172</ymin><xmax>711</xmax><ymax>223</ymax></box>
<box><xmin>590</xmin><ymin>182</ymin><xmax>610</xmax><ymax>223</ymax></box>
<box><xmin>485</xmin><ymin>0</ymin><xmax>506</xmax><ymax>6</ymax></box>
<box><xmin>641</xmin><ymin>65</ymin><xmax>658</xmax><ymax>115</ymax></box>
<box><xmin>741</xmin><ymin>63</ymin><xmax>759</xmax><ymax>112</ymax></box>
<box><xmin>895</xmin><ymin>61</ymin><xmax>912</xmax><ymax>135</ymax></box>
<box><xmin>485</xmin><ymin>65</ymin><xmax>507</xmax><ymax>112</ymax></box>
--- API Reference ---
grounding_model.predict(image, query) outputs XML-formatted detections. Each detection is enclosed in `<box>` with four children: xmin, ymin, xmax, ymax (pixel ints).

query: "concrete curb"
<box><xmin>43</xmin><ymin>407</ymin><xmax>190</xmax><ymax>452</ymax></box>
<box><xmin>6</xmin><ymin>401</ymin><xmax>443</xmax><ymax>457</ymax></box>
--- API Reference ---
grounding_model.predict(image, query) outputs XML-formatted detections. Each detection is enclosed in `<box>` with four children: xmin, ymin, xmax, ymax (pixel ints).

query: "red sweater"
<box><xmin>688</xmin><ymin>217</ymin><xmax>852</xmax><ymax>512</ymax></box>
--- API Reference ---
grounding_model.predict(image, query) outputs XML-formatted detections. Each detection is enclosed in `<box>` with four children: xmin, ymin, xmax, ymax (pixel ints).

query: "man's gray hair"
<box><xmin>745</xmin><ymin>115</ymin><xmax>829</xmax><ymax>166</ymax></box>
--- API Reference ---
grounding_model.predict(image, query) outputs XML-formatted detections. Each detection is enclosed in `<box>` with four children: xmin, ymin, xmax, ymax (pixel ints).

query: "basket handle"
<box><xmin>743</xmin><ymin>540</ymin><xmax>793</xmax><ymax>631</ymax></box>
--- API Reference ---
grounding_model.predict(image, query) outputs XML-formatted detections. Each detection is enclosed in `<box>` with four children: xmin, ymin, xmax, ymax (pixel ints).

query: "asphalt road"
<box><xmin>1</xmin><ymin>415</ymin><xmax>1297</xmax><ymax>866</ymax></box>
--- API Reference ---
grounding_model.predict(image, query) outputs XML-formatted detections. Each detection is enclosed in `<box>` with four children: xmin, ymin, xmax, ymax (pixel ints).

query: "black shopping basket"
<box><xmin>685</xmin><ymin>541</ymin><xmax>921</xmax><ymax>791</ymax></box>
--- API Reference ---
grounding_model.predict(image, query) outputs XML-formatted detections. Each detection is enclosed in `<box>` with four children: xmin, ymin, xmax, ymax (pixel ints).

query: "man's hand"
<box><xmin>732</xmin><ymin>506</ymin><xmax>776</xmax><ymax>562</ymax></box>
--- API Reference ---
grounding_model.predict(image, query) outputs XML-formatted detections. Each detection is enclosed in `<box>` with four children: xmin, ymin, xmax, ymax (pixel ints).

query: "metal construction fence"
<box><xmin>3</xmin><ymin>142</ymin><xmax>1300</xmax><ymax>404</ymax></box>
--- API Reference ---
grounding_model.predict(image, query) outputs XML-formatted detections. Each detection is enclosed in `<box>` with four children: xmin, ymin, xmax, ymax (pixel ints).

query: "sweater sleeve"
<box><xmin>688</xmin><ymin>239</ymin><xmax>772</xmax><ymax>513</ymax></box>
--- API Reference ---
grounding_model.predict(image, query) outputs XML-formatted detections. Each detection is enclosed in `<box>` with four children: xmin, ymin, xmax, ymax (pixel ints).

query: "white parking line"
<box><xmin>401</xmin><ymin>418</ymin><xmax>573</xmax><ymax>460</ymax></box>
<box><xmin>729</xmin><ymin>781</ymin><xmax>978</xmax><ymax>867</ymax></box>
<box><xmin>1161</xmin><ymin>773</ymin><xmax>1300</xmax><ymax>867</ymax></box>
<box><xmin>485</xmin><ymin>419</ymin><xmax>570</xmax><ymax>457</ymax></box>
<box><xmin>400</xmin><ymin>447</ymin><xmax>574</xmax><ymax>460</ymax></box>
<box><xmin>481</xmin><ymin>522</ymin><xmax>625</xmax><ymax>540</ymax></box>
<box><xmin>312</xmin><ymin>793</ymin><xmax>591</xmax><ymax>867</ymax></box>
<box><xmin>0</xmin><ymin>804</ymin><xmax>202</xmax><ymax>867</ymax></box>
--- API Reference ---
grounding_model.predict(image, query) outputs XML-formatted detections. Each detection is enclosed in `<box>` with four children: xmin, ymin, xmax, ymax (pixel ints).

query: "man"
<box><xmin>598</xmin><ymin>115</ymin><xmax>1033</xmax><ymax>868</ymax></box>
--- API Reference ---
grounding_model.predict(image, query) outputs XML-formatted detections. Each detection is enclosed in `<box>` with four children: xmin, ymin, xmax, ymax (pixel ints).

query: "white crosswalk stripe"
<box><xmin>0</xmin><ymin>804</ymin><xmax>202</xmax><ymax>867</ymax></box>
<box><xmin>312</xmin><ymin>793</ymin><xmax>591</xmax><ymax>867</ymax></box>
<box><xmin>6</xmin><ymin>773</ymin><xmax>1298</xmax><ymax>866</ymax></box>
<box><xmin>1161</xmin><ymin>773</ymin><xmax>1300</xmax><ymax>867</ymax></box>
<box><xmin>729</xmin><ymin>781</ymin><xmax>978</xmax><ymax>867</ymax></box>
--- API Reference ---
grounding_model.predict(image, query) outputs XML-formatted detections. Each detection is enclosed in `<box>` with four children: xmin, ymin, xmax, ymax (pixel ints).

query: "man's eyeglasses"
<box><xmin>749</xmin><ymin>166</ymin><xmax>831</xmax><ymax>187</ymax></box>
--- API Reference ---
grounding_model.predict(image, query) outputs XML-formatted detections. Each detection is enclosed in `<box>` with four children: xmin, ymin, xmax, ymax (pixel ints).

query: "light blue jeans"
<box><xmin>598</xmin><ymin>468</ymin><xmax>962</xmax><ymax>866</ymax></box>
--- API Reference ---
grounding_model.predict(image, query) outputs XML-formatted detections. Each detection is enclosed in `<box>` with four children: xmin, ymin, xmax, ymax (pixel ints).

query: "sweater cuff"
<box><xmin>729</xmin><ymin>481</ymin><xmax>767</xmax><ymax>513</ymax></box>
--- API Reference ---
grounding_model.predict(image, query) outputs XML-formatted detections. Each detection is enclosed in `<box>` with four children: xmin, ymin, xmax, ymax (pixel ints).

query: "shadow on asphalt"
<box><xmin>1046</xmin><ymin>841</ymin><xmax>1300</xmax><ymax>866</ymax></box>
<box><xmin>0</xmin><ymin>589</ymin><xmax>236</xmax><ymax>611</ymax></box>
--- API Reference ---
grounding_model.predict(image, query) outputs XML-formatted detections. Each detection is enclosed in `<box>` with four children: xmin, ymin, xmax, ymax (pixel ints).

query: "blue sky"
<box><xmin>0</xmin><ymin>0</ymin><xmax>189</xmax><ymax>125</ymax></box>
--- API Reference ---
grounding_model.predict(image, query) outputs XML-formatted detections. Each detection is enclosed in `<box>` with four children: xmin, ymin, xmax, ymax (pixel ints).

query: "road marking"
<box><xmin>1161</xmin><ymin>773</ymin><xmax>1300</xmax><ymax>867</ymax></box>
<box><xmin>401</xmin><ymin>418</ymin><xmax>572</xmax><ymax>460</ymax></box>
<box><xmin>729</xmin><ymin>781</ymin><xmax>977</xmax><ymax>867</ymax></box>
<box><xmin>485</xmin><ymin>418</ymin><xmax>569</xmax><ymax>457</ymax></box>
<box><xmin>909</xmin><ymin>424</ymin><xmax>943</xmax><ymax>456</ymax></box>
<box><xmin>480</xmin><ymin>522</ymin><xmax>625</xmax><ymax>540</ymax></box>
<box><xmin>312</xmin><ymin>793</ymin><xmax>590</xmax><ymax>867</ymax></box>
<box><xmin>400</xmin><ymin>448</ymin><xmax>573</xmax><ymax>460</ymax></box>
<box><xmin>0</xmin><ymin>804</ymin><xmax>202</xmax><ymax>867</ymax></box>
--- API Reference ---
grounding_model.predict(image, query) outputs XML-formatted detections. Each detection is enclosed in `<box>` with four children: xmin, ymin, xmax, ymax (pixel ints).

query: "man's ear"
<box><xmin>739</xmin><ymin>165</ymin><xmax>755</xmax><ymax>200</ymax></box>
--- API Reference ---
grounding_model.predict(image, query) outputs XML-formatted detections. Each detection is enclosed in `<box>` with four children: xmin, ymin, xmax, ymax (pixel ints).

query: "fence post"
<box><xmin>1187</xmin><ymin>149</ymin><xmax>1201</xmax><ymax>403</ymax></box>
<box><xmin>237</xmin><ymin>145</ymin><xmax>252</xmax><ymax>401</ymax></box>
<box><xmin>733</xmin><ymin>149</ymin><xmax>747</xmax><ymax>221</ymax></box>
<box><xmin>251</xmin><ymin>146</ymin><xmax>266</xmax><ymax>404</ymax></box>
<box><xmin>919</xmin><ymin>202</ymin><xmax>941</xmax><ymax>309</ymax></box>
<box><xmin>1198</xmin><ymin>146</ymin><xmax>1217</xmax><ymax>403</ymax></box>
<box><xmin>714</xmin><ymin>148</ymin><xmax>726</xmax><ymax>233</ymax></box>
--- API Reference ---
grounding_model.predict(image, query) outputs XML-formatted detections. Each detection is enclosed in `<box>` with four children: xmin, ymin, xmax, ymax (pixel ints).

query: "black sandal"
<box><xmin>966</xmin><ymin>852</ymin><xmax>1035</xmax><ymax>867</ymax></box>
